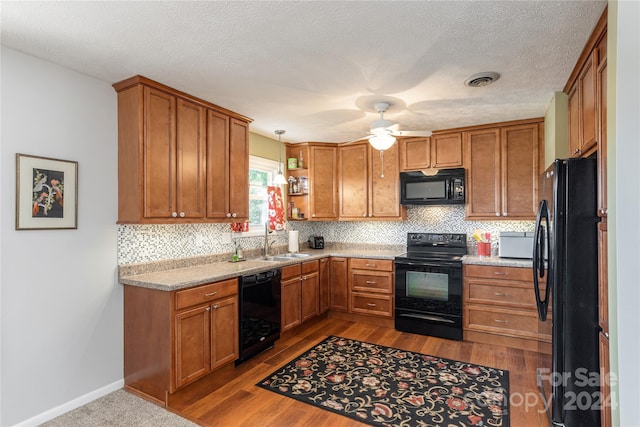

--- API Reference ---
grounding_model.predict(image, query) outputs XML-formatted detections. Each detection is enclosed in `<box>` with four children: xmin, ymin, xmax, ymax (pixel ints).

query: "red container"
<box><xmin>477</xmin><ymin>242</ymin><xmax>491</xmax><ymax>257</ymax></box>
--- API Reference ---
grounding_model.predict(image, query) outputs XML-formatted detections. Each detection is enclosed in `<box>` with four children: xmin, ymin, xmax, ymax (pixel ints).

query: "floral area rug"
<box><xmin>257</xmin><ymin>336</ymin><xmax>509</xmax><ymax>427</ymax></box>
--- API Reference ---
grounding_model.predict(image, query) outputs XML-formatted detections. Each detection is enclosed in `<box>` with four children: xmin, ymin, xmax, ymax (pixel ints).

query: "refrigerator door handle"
<box><xmin>533</xmin><ymin>199</ymin><xmax>550</xmax><ymax>321</ymax></box>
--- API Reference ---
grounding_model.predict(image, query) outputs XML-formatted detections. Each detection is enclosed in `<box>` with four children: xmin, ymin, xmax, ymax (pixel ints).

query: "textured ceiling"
<box><xmin>1</xmin><ymin>1</ymin><xmax>606</xmax><ymax>143</ymax></box>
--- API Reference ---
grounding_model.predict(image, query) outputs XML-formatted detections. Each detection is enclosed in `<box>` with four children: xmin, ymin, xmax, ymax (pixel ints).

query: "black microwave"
<box><xmin>400</xmin><ymin>168</ymin><xmax>465</xmax><ymax>205</ymax></box>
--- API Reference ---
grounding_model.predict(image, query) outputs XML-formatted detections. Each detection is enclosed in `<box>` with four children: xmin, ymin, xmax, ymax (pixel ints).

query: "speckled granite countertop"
<box><xmin>119</xmin><ymin>245</ymin><xmax>405</xmax><ymax>291</ymax></box>
<box><xmin>462</xmin><ymin>255</ymin><xmax>534</xmax><ymax>268</ymax></box>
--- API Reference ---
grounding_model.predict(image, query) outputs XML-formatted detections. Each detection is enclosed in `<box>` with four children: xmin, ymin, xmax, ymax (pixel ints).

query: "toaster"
<box><xmin>308</xmin><ymin>236</ymin><xmax>324</xmax><ymax>249</ymax></box>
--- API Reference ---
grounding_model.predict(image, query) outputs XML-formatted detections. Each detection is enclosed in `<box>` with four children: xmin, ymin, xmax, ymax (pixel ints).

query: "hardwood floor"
<box><xmin>167</xmin><ymin>316</ymin><xmax>550</xmax><ymax>426</ymax></box>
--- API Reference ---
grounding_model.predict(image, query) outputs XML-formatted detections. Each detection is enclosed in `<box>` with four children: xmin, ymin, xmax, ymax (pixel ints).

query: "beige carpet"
<box><xmin>41</xmin><ymin>389</ymin><xmax>198</xmax><ymax>427</ymax></box>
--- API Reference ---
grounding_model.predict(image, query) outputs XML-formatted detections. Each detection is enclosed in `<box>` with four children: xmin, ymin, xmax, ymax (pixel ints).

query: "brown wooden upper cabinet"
<box><xmin>465</xmin><ymin>120</ymin><xmax>541</xmax><ymax>220</ymax></box>
<box><xmin>285</xmin><ymin>143</ymin><xmax>338</xmax><ymax>221</ymax></box>
<box><xmin>338</xmin><ymin>142</ymin><xmax>404</xmax><ymax>220</ymax></box>
<box><xmin>113</xmin><ymin>75</ymin><xmax>251</xmax><ymax>224</ymax></box>
<box><xmin>568</xmin><ymin>50</ymin><xmax>598</xmax><ymax>158</ymax></box>
<box><xmin>399</xmin><ymin>132</ymin><xmax>463</xmax><ymax>172</ymax></box>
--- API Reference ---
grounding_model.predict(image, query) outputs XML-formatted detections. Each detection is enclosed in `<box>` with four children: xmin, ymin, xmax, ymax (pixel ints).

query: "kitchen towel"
<box><xmin>288</xmin><ymin>230</ymin><xmax>299</xmax><ymax>253</ymax></box>
<box><xmin>267</xmin><ymin>186</ymin><xmax>286</xmax><ymax>231</ymax></box>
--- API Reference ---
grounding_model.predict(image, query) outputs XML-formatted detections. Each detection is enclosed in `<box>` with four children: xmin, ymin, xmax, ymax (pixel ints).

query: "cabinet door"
<box><xmin>318</xmin><ymin>258</ymin><xmax>330</xmax><ymax>313</ymax></box>
<box><xmin>599</xmin><ymin>331</ymin><xmax>611</xmax><ymax>427</ymax></box>
<box><xmin>176</xmin><ymin>98</ymin><xmax>206</xmax><ymax>218</ymax></box>
<box><xmin>399</xmin><ymin>138</ymin><xmax>430</xmax><ymax>171</ymax></box>
<box><xmin>228</xmin><ymin>118</ymin><xmax>249</xmax><ymax>219</ymax></box>
<box><xmin>144</xmin><ymin>87</ymin><xmax>176</xmax><ymax>218</ymax></box>
<box><xmin>501</xmin><ymin>124</ymin><xmax>539</xmax><ymax>219</ymax></box>
<box><xmin>370</xmin><ymin>144</ymin><xmax>402</xmax><ymax>218</ymax></box>
<box><xmin>329</xmin><ymin>257</ymin><xmax>349</xmax><ymax>312</ymax></box>
<box><xmin>175</xmin><ymin>305</ymin><xmax>211</xmax><ymax>388</ymax></box>
<box><xmin>309</xmin><ymin>146</ymin><xmax>338</xmax><ymax>219</ymax></box>
<box><xmin>464</xmin><ymin>128</ymin><xmax>501</xmax><ymax>218</ymax></box>
<box><xmin>206</xmin><ymin>110</ymin><xmax>230</xmax><ymax>219</ymax></box>
<box><xmin>339</xmin><ymin>143</ymin><xmax>369</xmax><ymax>218</ymax></box>
<box><xmin>281</xmin><ymin>276</ymin><xmax>301</xmax><ymax>331</ymax></box>
<box><xmin>301</xmin><ymin>272</ymin><xmax>319</xmax><ymax>322</ymax></box>
<box><xmin>579</xmin><ymin>50</ymin><xmax>598</xmax><ymax>154</ymax></box>
<box><xmin>431</xmin><ymin>132</ymin><xmax>463</xmax><ymax>168</ymax></box>
<box><xmin>210</xmin><ymin>295</ymin><xmax>239</xmax><ymax>369</ymax></box>
<box><xmin>598</xmin><ymin>221</ymin><xmax>608</xmax><ymax>332</ymax></box>
<box><xmin>597</xmin><ymin>51</ymin><xmax>608</xmax><ymax>218</ymax></box>
<box><xmin>568</xmin><ymin>84</ymin><xmax>581</xmax><ymax>158</ymax></box>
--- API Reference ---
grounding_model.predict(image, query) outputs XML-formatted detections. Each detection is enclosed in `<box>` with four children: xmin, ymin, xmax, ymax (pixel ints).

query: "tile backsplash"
<box><xmin>118</xmin><ymin>205</ymin><xmax>534</xmax><ymax>264</ymax></box>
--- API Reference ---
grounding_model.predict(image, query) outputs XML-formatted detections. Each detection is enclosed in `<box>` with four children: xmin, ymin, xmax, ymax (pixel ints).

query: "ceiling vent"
<box><xmin>464</xmin><ymin>71</ymin><xmax>501</xmax><ymax>87</ymax></box>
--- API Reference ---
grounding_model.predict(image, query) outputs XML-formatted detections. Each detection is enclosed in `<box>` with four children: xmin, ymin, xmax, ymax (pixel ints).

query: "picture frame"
<box><xmin>16</xmin><ymin>153</ymin><xmax>78</xmax><ymax>230</ymax></box>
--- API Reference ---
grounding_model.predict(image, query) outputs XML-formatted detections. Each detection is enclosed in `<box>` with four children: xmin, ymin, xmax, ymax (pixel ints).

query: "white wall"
<box><xmin>0</xmin><ymin>47</ymin><xmax>121</xmax><ymax>426</ymax></box>
<box><xmin>612</xmin><ymin>1</ymin><xmax>640</xmax><ymax>425</ymax></box>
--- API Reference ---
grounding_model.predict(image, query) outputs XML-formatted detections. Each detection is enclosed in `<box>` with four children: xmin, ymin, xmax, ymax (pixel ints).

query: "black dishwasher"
<box><xmin>237</xmin><ymin>268</ymin><xmax>281</xmax><ymax>365</ymax></box>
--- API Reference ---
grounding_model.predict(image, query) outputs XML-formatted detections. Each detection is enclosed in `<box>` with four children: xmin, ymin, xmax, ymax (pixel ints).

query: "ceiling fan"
<box><xmin>351</xmin><ymin>102</ymin><xmax>433</xmax><ymax>151</ymax></box>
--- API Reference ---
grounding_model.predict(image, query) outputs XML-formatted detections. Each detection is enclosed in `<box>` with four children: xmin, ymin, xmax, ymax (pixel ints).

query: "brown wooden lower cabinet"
<box><xmin>599</xmin><ymin>331</ymin><xmax>611</xmax><ymax>427</ymax></box>
<box><xmin>463</xmin><ymin>264</ymin><xmax>550</xmax><ymax>353</ymax></box>
<box><xmin>124</xmin><ymin>278</ymin><xmax>239</xmax><ymax>405</ymax></box>
<box><xmin>348</xmin><ymin>258</ymin><xmax>394</xmax><ymax>318</ymax></box>
<box><xmin>318</xmin><ymin>257</ymin><xmax>330</xmax><ymax>313</ymax></box>
<box><xmin>281</xmin><ymin>260</ymin><xmax>320</xmax><ymax>332</ymax></box>
<box><xmin>329</xmin><ymin>257</ymin><xmax>348</xmax><ymax>311</ymax></box>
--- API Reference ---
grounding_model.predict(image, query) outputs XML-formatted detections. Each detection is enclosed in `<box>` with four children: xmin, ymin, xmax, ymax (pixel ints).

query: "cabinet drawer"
<box><xmin>349</xmin><ymin>258</ymin><xmax>393</xmax><ymax>272</ymax></box>
<box><xmin>351</xmin><ymin>272</ymin><xmax>393</xmax><ymax>294</ymax></box>
<box><xmin>466</xmin><ymin>280</ymin><xmax>544</xmax><ymax>309</ymax></box>
<box><xmin>175</xmin><ymin>278</ymin><xmax>238</xmax><ymax>311</ymax></box>
<box><xmin>351</xmin><ymin>293</ymin><xmax>393</xmax><ymax>317</ymax></box>
<box><xmin>301</xmin><ymin>260</ymin><xmax>319</xmax><ymax>274</ymax></box>
<box><xmin>464</xmin><ymin>264</ymin><xmax>543</xmax><ymax>282</ymax></box>
<box><xmin>465</xmin><ymin>306</ymin><xmax>538</xmax><ymax>338</ymax></box>
<box><xmin>282</xmin><ymin>263</ymin><xmax>302</xmax><ymax>280</ymax></box>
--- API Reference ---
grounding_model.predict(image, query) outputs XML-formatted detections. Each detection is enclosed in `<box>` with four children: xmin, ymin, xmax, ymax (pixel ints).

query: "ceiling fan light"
<box><xmin>369</xmin><ymin>133</ymin><xmax>396</xmax><ymax>151</ymax></box>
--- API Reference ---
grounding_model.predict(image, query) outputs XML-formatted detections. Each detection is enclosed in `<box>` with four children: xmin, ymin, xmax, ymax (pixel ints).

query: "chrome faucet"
<box><xmin>263</xmin><ymin>221</ymin><xmax>272</xmax><ymax>256</ymax></box>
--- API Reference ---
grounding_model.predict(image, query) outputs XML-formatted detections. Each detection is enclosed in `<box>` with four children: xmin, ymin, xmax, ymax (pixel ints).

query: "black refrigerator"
<box><xmin>533</xmin><ymin>157</ymin><xmax>600</xmax><ymax>427</ymax></box>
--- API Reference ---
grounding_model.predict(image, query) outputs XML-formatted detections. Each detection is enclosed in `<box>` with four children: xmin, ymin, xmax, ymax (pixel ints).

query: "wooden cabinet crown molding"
<box><xmin>113</xmin><ymin>75</ymin><xmax>252</xmax><ymax>123</ymax></box>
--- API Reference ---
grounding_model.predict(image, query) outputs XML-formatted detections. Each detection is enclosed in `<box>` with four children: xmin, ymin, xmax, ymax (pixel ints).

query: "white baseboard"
<box><xmin>12</xmin><ymin>379</ymin><xmax>124</xmax><ymax>427</ymax></box>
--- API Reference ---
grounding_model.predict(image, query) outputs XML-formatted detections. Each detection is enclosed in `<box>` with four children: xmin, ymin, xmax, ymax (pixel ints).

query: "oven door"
<box><xmin>394</xmin><ymin>259</ymin><xmax>463</xmax><ymax>340</ymax></box>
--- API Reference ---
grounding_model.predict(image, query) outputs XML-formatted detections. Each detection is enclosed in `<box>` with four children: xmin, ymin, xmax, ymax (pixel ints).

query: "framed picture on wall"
<box><xmin>16</xmin><ymin>153</ymin><xmax>78</xmax><ymax>230</ymax></box>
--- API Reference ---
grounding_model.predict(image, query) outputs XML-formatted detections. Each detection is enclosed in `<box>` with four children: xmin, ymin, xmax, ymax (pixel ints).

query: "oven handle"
<box><xmin>398</xmin><ymin>313</ymin><xmax>456</xmax><ymax>324</ymax></box>
<box><xmin>394</xmin><ymin>260</ymin><xmax>459</xmax><ymax>269</ymax></box>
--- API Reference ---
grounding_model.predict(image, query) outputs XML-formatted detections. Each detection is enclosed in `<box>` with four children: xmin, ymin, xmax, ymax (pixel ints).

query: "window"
<box><xmin>248</xmin><ymin>156</ymin><xmax>281</xmax><ymax>227</ymax></box>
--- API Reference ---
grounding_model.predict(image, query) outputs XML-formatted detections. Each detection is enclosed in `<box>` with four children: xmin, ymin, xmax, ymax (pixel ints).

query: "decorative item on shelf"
<box><xmin>297</xmin><ymin>176</ymin><xmax>308</xmax><ymax>193</ymax></box>
<box><xmin>292</xmin><ymin>207</ymin><xmax>299</xmax><ymax>219</ymax></box>
<box><xmin>287</xmin><ymin>157</ymin><xmax>298</xmax><ymax>169</ymax></box>
<box><xmin>288</xmin><ymin>201</ymin><xmax>294</xmax><ymax>218</ymax></box>
<box><xmin>298</xmin><ymin>150</ymin><xmax>304</xmax><ymax>168</ymax></box>
<box><xmin>273</xmin><ymin>130</ymin><xmax>287</xmax><ymax>185</ymax></box>
<box><xmin>287</xmin><ymin>175</ymin><xmax>298</xmax><ymax>194</ymax></box>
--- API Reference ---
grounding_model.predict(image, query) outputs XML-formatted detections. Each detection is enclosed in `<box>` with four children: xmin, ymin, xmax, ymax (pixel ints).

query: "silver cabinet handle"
<box><xmin>212</xmin><ymin>304</ymin><xmax>219</xmax><ymax>310</ymax></box>
<box><xmin>494</xmin><ymin>272</ymin><xmax>508</xmax><ymax>276</ymax></box>
<box><xmin>503</xmin><ymin>212</ymin><xmax>507</xmax><ymax>217</ymax></box>
<box><xmin>172</xmin><ymin>212</ymin><xmax>178</xmax><ymax>218</ymax></box>
<box><xmin>205</xmin><ymin>307</ymin><xmax>211</xmax><ymax>312</ymax></box>
<box><xmin>494</xmin><ymin>319</ymin><xmax>509</xmax><ymax>323</ymax></box>
<box><xmin>312</xmin><ymin>214</ymin><xmax>316</xmax><ymax>218</ymax></box>
<box><xmin>365</xmin><ymin>264</ymin><xmax>377</xmax><ymax>268</ymax></box>
<box><xmin>232</xmin><ymin>212</ymin><xmax>237</xmax><ymax>218</ymax></box>
<box><xmin>204</xmin><ymin>291</ymin><xmax>218</xmax><ymax>297</ymax></box>
<box><xmin>363</xmin><ymin>213</ymin><xmax>367</xmax><ymax>217</ymax></box>
<box><xmin>179</xmin><ymin>212</ymin><xmax>185</xmax><ymax>218</ymax></box>
<box><xmin>495</xmin><ymin>212</ymin><xmax>500</xmax><ymax>217</ymax></box>
<box><xmin>366</xmin><ymin>303</ymin><xmax>377</xmax><ymax>307</ymax></box>
<box><xmin>494</xmin><ymin>292</ymin><xmax>510</xmax><ymax>296</ymax></box>
<box><xmin>226</xmin><ymin>213</ymin><xmax>232</xmax><ymax>218</ymax></box>
<box><xmin>365</xmin><ymin>280</ymin><xmax>377</xmax><ymax>284</ymax></box>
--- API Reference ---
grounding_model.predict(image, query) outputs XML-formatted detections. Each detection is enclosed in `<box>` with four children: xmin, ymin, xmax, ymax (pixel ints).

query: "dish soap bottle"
<box><xmin>298</xmin><ymin>150</ymin><xmax>304</xmax><ymax>168</ymax></box>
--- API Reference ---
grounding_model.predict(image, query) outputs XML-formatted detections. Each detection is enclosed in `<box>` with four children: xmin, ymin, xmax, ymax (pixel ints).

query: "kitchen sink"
<box><xmin>258</xmin><ymin>253</ymin><xmax>311</xmax><ymax>262</ymax></box>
